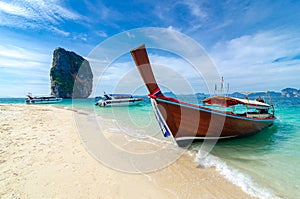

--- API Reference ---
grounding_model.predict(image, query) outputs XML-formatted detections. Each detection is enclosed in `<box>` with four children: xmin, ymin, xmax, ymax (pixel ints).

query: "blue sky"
<box><xmin>0</xmin><ymin>0</ymin><xmax>300</xmax><ymax>97</ymax></box>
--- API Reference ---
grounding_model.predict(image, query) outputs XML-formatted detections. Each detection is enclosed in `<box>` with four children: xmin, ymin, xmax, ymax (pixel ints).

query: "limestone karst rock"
<box><xmin>50</xmin><ymin>47</ymin><xmax>93</xmax><ymax>98</ymax></box>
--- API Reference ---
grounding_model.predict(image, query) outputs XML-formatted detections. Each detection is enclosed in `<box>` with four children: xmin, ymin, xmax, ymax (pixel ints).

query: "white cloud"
<box><xmin>50</xmin><ymin>26</ymin><xmax>70</xmax><ymax>36</ymax></box>
<box><xmin>0</xmin><ymin>43</ymin><xmax>53</xmax><ymax>97</ymax></box>
<box><xmin>93</xmin><ymin>53</ymin><xmax>208</xmax><ymax>95</ymax></box>
<box><xmin>150</xmin><ymin>54</ymin><xmax>198</xmax><ymax>79</ymax></box>
<box><xmin>83</xmin><ymin>0</ymin><xmax>122</xmax><ymax>24</ymax></box>
<box><xmin>166</xmin><ymin>26</ymin><xmax>182</xmax><ymax>32</ymax></box>
<box><xmin>72</xmin><ymin>33</ymin><xmax>89</xmax><ymax>41</ymax></box>
<box><xmin>126</xmin><ymin>31</ymin><xmax>135</xmax><ymax>39</ymax></box>
<box><xmin>95</xmin><ymin>30</ymin><xmax>108</xmax><ymax>38</ymax></box>
<box><xmin>0</xmin><ymin>1</ymin><xmax>32</xmax><ymax>18</ymax></box>
<box><xmin>209</xmin><ymin>30</ymin><xmax>300</xmax><ymax>91</ymax></box>
<box><xmin>178</xmin><ymin>0</ymin><xmax>207</xmax><ymax>19</ymax></box>
<box><xmin>150</xmin><ymin>0</ymin><xmax>208</xmax><ymax>33</ymax></box>
<box><xmin>0</xmin><ymin>0</ymin><xmax>84</xmax><ymax>35</ymax></box>
<box><xmin>0</xmin><ymin>44</ymin><xmax>50</xmax><ymax>65</ymax></box>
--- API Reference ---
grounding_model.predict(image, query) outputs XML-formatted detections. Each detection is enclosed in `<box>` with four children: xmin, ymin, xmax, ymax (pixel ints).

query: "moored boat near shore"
<box><xmin>25</xmin><ymin>93</ymin><xmax>62</xmax><ymax>104</ymax></box>
<box><xmin>130</xmin><ymin>44</ymin><xmax>276</xmax><ymax>146</ymax></box>
<box><xmin>95</xmin><ymin>93</ymin><xmax>144</xmax><ymax>107</ymax></box>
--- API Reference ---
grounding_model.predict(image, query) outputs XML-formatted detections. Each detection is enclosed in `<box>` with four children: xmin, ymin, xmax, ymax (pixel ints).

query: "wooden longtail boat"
<box><xmin>130</xmin><ymin>44</ymin><xmax>276</xmax><ymax>146</ymax></box>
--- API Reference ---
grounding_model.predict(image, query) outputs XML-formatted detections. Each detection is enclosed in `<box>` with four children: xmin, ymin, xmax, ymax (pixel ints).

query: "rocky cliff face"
<box><xmin>50</xmin><ymin>48</ymin><xmax>93</xmax><ymax>98</ymax></box>
<box><xmin>281</xmin><ymin>88</ymin><xmax>300</xmax><ymax>98</ymax></box>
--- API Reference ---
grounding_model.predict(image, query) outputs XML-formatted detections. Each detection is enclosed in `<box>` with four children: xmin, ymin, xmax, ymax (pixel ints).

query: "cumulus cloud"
<box><xmin>209</xmin><ymin>30</ymin><xmax>300</xmax><ymax>91</ymax></box>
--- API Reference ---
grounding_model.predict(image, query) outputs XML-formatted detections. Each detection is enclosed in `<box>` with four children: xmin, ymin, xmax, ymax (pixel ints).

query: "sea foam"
<box><xmin>195</xmin><ymin>151</ymin><xmax>281</xmax><ymax>199</ymax></box>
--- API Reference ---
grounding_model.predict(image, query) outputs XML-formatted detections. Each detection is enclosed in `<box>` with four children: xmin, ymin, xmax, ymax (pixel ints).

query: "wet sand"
<box><xmin>0</xmin><ymin>104</ymin><xmax>254</xmax><ymax>198</ymax></box>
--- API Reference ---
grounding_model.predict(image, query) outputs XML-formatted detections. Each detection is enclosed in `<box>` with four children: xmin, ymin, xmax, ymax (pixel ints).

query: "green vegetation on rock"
<box><xmin>50</xmin><ymin>47</ymin><xmax>93</xmax><ymax>98</ymax></box>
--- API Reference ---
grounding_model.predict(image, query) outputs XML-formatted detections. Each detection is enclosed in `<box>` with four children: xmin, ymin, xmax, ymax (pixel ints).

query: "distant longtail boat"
<box><xmin>130</xmin><ymin>44</ymin><xmax>276</xmax><ymax>146</ymax></box>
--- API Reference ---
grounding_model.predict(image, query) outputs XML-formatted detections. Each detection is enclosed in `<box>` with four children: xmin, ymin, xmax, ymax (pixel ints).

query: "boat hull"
<box><xmin>96</xmin><ymin>98</ymin><xmax>143</xmax><ymax>107</ymax></box>
<box><xmin>25</xmin><ymin>98</ymin><xmax>62</xmax><ymax>104</ymax></box>
<box><xmin>155</xmin><ymin>98</ymin><xmax>275</xmax><ymax>140</ymax></box>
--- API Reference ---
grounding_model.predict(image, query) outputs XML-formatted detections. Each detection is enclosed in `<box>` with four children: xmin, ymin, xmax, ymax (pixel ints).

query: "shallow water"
<box><xmin>2</xmin><ymin>96</ymin><xmax>299</xmax><ymax>198</ymax></box>
<box><xmin>194</xmin><ymin>97</ymin><xmax>300</xmax><ymax>199</ymax></box>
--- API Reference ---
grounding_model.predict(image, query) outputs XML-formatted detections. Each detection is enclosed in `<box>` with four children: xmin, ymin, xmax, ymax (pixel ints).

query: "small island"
<box><xmin>50</xmin><ymin>47</ymin><xmax>93</xmax><ymax>98</ymax></box>
<box><xmin>281</xmin><ymin>88</ymin><xmax>300</xmax><ymax>98</ymax></box>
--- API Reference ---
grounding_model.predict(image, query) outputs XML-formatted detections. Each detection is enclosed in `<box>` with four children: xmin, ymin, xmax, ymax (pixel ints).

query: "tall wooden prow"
<box><xmin>130</xmin><ymin>44</ymin><xmax>181</xmax><ymax>144</ymax></box>
<box><xmin>130</xmin><ymin>44</ymin><xmax>164</xmax><ymax>98</ymax></box>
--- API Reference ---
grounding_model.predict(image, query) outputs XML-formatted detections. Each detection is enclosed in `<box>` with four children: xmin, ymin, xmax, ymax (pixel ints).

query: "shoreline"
<box><xmin>0</xmin><ymin>104</ymin><xmax>254</xmax><ymax>198</ymax></box>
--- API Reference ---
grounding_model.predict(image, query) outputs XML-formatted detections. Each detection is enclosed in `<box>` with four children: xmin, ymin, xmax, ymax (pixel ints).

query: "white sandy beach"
<box><xmin>0</xmin><ymin>104</ymin><xmax>254</xmax><ymax>199</ymax></box>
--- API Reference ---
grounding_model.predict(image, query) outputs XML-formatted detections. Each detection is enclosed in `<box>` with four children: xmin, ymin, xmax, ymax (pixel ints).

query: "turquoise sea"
<box><xmin>1</xmin><ymin>96</ymin><xmax>299</xmax><ymax>199</ymax></box>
